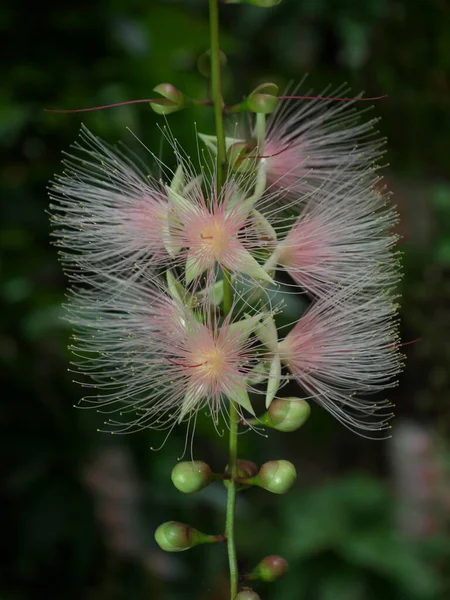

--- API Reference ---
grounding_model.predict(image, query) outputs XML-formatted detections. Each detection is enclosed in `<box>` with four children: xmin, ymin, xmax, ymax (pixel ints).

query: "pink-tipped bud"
<box><xmin>224</xmin><ymin>459</ymin><xmax>259</xmax><ymax>491</ymax></box>
<box><xmin>171</xmin><ymin>461</ymin><xmax>214</xmax><ymax>494</ymax></box>
<box><xmin>249</xmin><ymin>555</ymin><xmax>289</xmax><ymax>582</ymax></box>
<box><xmin>246</xmin><ymin>83</ymin><xmax>279</xmax><ymax>114</ymax></box>
<box><xmin>260</xmin><ymin>398</ymin><xmax>311</xmax><ymax>432</ymax></box>
<box><xmin>235</xmin><ymin>589</ymin><xmax>262</xmax><ymax>600</ymax></box>
<box><xmin>151</xmin><ymin>83</ymin><xmax>185</xmax><ymax>115</ymax></box>
<box><xmin>197</xmin><ymin>49</ymin><xmax>227</xmax><ymax>78</ymax></box>
<box><xmin>256</xmin><ymin>460</ymin><xmax>297</xmax><ymax>494</ymax></box>
<box><xmin>154</xmin><ymin>521</ymin><xmax>224</xmax><ymax>552</ymax></box>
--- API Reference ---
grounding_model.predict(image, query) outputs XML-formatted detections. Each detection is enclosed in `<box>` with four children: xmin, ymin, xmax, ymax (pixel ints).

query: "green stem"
<box><xmin>222</xmin><ymin>267</ymin><xmax>233</xmax><ymax>316</ymax></box>
<box><xmin>209</xmin><ymin>0</ymin><xmax>227</xmax><ymax>191</ymax></box>
<box><xmin>225</xmin><ymin>401</ymin><xmax>239</xmax><ymax>599</ymax></box>
<box><xmin>208</xmin><ymin>4</ymin><xmax>238</xmax><ymax>597</ymax></box>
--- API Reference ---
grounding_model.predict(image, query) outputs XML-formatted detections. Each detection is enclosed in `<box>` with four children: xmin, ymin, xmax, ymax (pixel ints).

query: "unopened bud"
<box><xmin>260</xmin><ymin>398</ymin><xmax>311</xmax><ymax>432</ymax></box>
<box><xmin>235</xmin><ymin>589</ymin><xmax>262</xmax><ymax>600</ymax></box>
<box><xmin>171</xmin><ymin>461</ymin><xmax>214</xmax><ymax>494</ymax></box>
<box><xmin>250</xmin><ymin>555</ymin><xmax>288</xmax><ymax>582</ymax></box>
<box><xmin>224</xmin><ymin>459</ymin><xmax>258</xmax><ymax>491</ymax></box>
<box><xmin>154</xmin><ymin>521</ymin><xmax>224</xmax><ymax>552</ymax></box>
<box><xmin>197</xmin><ymin>50</ymin><xmax>227</xmax><ymax>78</ymax></box>
<box><xmin>246</xmin><ymin>83</ymin><xmax>279</xmax><ymax>114</ymax></box>
<box><xmin>151</xmin><ymin>83</ymin><xmax>184</xmax><ymax>115</ymax></box>
<box><xmin>256</xmin><ymin>460</ymin><xmax>296</xmax><ymax>494</ymax></box>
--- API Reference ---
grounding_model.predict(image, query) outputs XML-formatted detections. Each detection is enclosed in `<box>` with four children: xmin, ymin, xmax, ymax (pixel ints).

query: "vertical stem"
<box><xmin>208</xmin><ymin>2</ymin><xmax>238</xmax><ymax>598</ymax></box>
<box><xmin>225</xmin><ymin>402</ymin><xmax>239</xmax><ymax>599</ymax></box>
<box><xmin>209</xmin><ymin>0</ymin><xmax>227</xmax><ymax>191</ymax></box>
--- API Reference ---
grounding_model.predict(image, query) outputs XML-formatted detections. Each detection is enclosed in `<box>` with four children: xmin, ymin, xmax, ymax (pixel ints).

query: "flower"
<box><xmin>278</xmin><ymin>289</ymin><xmax>402</xmax><ymax>436</ymax></box>
<box><xmin>68</xmin><ymin>275</ymin><xmax>269</xmax><ymax>434</ymax></box>
<box><xmin>274</xmin><ymin>167</ymin><xmax>400</xmax><ymax>299</ymax></box>
<box><xmin>52</xmin><ymin>82</ymin><xmax>402</xmax><ymax>440</ymax></box>
<box><xmin>166</xmin><ymin>180</ymin><xmax>273</xmax><ymax>285</ymax></box>
<box><xmin>263</xmin><ymin>82</ymin><xmax>384</xmax><ymax>198</ymax></box>
<box><xmin>50</xmin><ymin>126</ymin><xmax>169</xmax><ymax>279</ymax></box>
<box><xmin>51</xmin><ymin>126</ymin><xmax>274</xmax><ymax>289</ymax></box>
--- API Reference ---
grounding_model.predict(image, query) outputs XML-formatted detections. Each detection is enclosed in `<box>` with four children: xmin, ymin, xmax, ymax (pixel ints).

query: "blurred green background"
<box><xmin>2</xmin><ymin>0</ymin><xmax>450</xmax><ymax>598</ymax></box>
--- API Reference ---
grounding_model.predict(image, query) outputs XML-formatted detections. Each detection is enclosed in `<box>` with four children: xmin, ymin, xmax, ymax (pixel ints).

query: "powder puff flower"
<box><xmin>68</xmin><ymin>275</ymin><xmax>273</xmax><ymax>434</ymax></box>
<box><xmin>277</xmin><ymin>289</ymin><xmax>402</xmax><ymax>436</ymax></box>
<box><xmin>50</xmin><ymin>126</ymin><xmax>274</xmax><ymax>289</ymax></box>
<box><xmin>50</xmin><ymin>125</ymin><xmax>169</xmax><ymax>279</ymax></box>
<box><xmin>263</xmin><ymin>82</ymin><xmax>384</xmax><ymax>198</ymax></box>
<box><xmin>165</xmin><ymin>179</ymin><xmax>274</xmax><ymax>286</ymax></box>
<box><xmin>273</xmin><ymin>168</ymin><xmax>400</xmax><ymax>299</ymax></box>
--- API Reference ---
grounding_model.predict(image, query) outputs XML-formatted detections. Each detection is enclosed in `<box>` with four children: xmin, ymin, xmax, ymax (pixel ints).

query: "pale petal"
<box><xmin>169</xmin><ymin>164</ymin><xmax>185</xmax><ymax>193</ymax></box>
<box><xmin>227</xmin><ymin>386</ymin><xmax>255</xmax><ymax>416</ymax></box>
<box><xmin>166</xmin><ymin>270</ymin><xmax>194</xmax><ymax>307</ymax></box>
<box><xmin>165</xmin><ymin>186</ymin><xmax>193</xmax><ymax>212</ymax></box>
<box><xmin>245</xmin><ymin>361</ymin><xmax>268</xmax><ymax>385</ymax></box>
<box><xmin>256</xmin><ymin>315</ymin><xmax>279</xmax><ymax>353</ymax></box>
<box><xmin>222</xmin><ymin>245</ymin><xmax>274</xmax><ymax>284</ymax></box>
<box><xmin>185</xmin><ymin>252</ymin><xmax>209</xmax><ymax>284</ymax></box>
<box><xmin>266</xmin><ymin>354</ymin><xmax>281</xmax><ymax>408</ymax></box>
<box><xmin>252</xmin><ymin>209</ymin><xmax>277</xmax><ymax>242</ymax></box>
<box><xmin>178</xmin><ymin>384</ymin><xmax>203</xmax><ymax>423</ymax></box>
<box><xmin>198</xmin><ymin>133</ymin><xmax>241</xmax><ymax>154</ymax></box>
<box><xmin>228</xmin><ymin>313</ymin><xmax>262</xmax><ymax>342</ymax></box>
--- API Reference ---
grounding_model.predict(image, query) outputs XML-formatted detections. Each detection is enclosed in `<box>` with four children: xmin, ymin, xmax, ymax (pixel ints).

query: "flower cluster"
<box><xmin>50</xmin><ymin>88</ymin><xmax>402</xmax><ymax>439</ymax></box>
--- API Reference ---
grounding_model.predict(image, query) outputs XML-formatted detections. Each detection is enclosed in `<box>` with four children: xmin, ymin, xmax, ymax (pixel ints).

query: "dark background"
<box><xmin>2</xmin><ymin>0</ymin><xmax>450</xmax><ymax>598</ymax></box>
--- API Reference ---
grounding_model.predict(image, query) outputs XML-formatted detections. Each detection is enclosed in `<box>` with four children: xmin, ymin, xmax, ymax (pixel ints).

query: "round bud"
<box><xmin>246</xmin><ymin>82</ymin><xmax>279</xmax><ymax>114</ymax></box>
<box><xmin>267</xmin><ymin>398</ymin><xmax>311</xmax><ymax>432</ymax></box>
<box><xmin>154</xmin><ymin>521</ymin><xmax>196</xmax><ymax>552</ymax></box>
<box><xmin>171</xmin><ymin>461</ymin><xmax>213</xmax><ymax>494</ymax></box>
<box><xmin>252</xmin><ymin>555</ymin><xmax>288</xmax><ymax>582</ymax></box>
<box><xmin>235</xmin><ymin>589</ymin><xmax>261</xmax><ymax>600</ymax></box>
<box><xmin>154</xmin><ymin>521</ymin><xmax>224</xmax><ymax>552</ymax></box>
<box><xmin>257</xmin><ymin>460</ymin><xmax>297</xmax><ymax>494</ymax></box>
<box><xmin>224</xmin><ymin>459</ymin><xmax>259</xmax><ymax>491</ymax></box>
<box><xmin>151</xmin><ymin>83</ymin><xmax>184</xmax><ymax>115</ymax></box>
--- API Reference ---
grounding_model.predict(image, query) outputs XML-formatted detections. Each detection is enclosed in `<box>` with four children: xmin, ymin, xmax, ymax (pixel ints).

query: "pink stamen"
<box><xmin>167</xmin><ymin>358</ymin><xmax>206</xmax><ymax>368</ymax></box>
<box><xmin>279</xmin><ymin>94</ymin><xmax>388</xmax><ymax>102</ymax></box>
<box><xmin>244</xmin><ymin>142</ymin><xmax>295</xmax><ymax>161</ymax></box>
<box><xmin>392</xmin><ymin>338</ymin><xmax>421</xmax><ymax>349</ymax></box>
<box><xmin>336</xmin><ymin>338</ymin><xmax>420</xmax><ymax>353</ymax></box>
<box><xmin>44</xmin><ymin>98</ymin><xmax>156</xmax><ymax>114</ymax></box>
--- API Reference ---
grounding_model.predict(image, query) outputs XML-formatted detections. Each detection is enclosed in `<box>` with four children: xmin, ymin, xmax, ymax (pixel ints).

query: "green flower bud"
<box><xmin>250</xmin><ymin>555</ymin><xmax>288</xmax><ymax>582</ymax></box>
<box><xmin>259</xmin><ymin>398</ymin><xmax>311</xmax><ymax>432</ymax></box>
<box><xmin>171</xmin><ymin>461</ymin><xmax>214</xmax><ymax>494</ymax></box>
<box><xmin>154</xmin><ymin>521</ymin><xmax>224</xmax><ymax>552</ymax></box>
<box><xmin>246</xmin><ymin>83</ymin><xmax>279</xmax><ymax>114</ymax></box>
<box><xmin>235</xmin><ymin>589</ymin><xmax>262</xmax><ymax>600</ymax></box>
<box><xmin>151</xmin><ymin>83</ymin><xmax>184</xmax><ymax>115</ymax></box>
<box><xmin>224</xmin><ymin>459</ymin><xmax>259</xmax><ymax>491</ymax></box>
<box><xmin>256</xmin><ymin>460</ymin><xmax>297</xmax><ymax>494</ymax></box>
<box><xmin>197</xmin><ymin>49</ymin><xmax>227</xmax><ymax>78</ymax></box>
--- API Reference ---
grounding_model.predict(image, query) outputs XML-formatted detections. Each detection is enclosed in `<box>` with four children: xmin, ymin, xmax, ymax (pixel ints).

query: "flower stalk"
<box><xmin>209</xmin><ymin>1</ymin><xmax>239</xmax><ymax>596</ymax></box>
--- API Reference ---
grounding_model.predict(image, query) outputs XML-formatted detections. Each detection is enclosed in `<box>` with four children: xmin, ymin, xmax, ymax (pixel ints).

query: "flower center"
<box><xmin>199</xmin><ymin>221</ymin><xmax>230</xmax><ymax>260</ymax></box>
<box><xmin>196</xmin><ymin>343</ymin><xmax>227</xmax><ymax>380</ymax></box>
